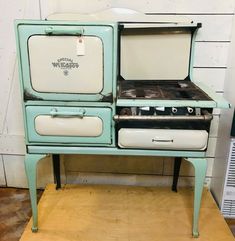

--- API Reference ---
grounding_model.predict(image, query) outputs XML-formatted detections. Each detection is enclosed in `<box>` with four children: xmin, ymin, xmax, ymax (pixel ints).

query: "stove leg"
<box><xmin>186</xmin><ymin>158</ymin><xmax>207</xmax><ymax>238</ymax></box>
<box><xmin>52</xmin><ymin>154</ymin><xmax>61</xmax><ymax>190</ymax></box>
<box><xmin>25</xmin><ymin>154</ymin><xmax>46</xmax><ymax>232</ymax></box>
<box><xmin>172</xmin><ymin>157</ymin><xmax>182</xmax><ymax>192</ymax></box>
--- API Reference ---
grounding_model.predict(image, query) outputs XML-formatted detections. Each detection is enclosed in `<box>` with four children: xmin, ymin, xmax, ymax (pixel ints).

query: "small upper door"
<box><xmin>16</xmin><ymin>22</ymin><xmax>116</xmax><ymax>101</ymax></box>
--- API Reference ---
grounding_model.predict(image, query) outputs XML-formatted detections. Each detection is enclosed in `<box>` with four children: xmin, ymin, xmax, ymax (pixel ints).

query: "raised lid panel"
<box><xmin>121</xmin><ymin>29</ymin><xmax>191</xmax><ymax>80</ymax></box>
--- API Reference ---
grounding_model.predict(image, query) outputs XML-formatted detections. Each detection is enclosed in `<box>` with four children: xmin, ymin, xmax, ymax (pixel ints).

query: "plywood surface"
<box><xmin>20</xmin><ymin>184</ymin><xmax>234</xmax><ymax>241</ymax></box>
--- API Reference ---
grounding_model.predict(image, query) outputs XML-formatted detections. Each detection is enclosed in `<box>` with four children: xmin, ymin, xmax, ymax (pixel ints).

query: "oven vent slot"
<box><xmin>222</xmin><ymin>200</ymin><xmax>235</xmax><ymax>217</ymax></box>
<box><xmin>226</xmin><ymin>142</ymin><xmax>235</xmax><ymax>187</ymax></box>
<box><xmin>221</xmin><ymin>140</ymin><xmax>235</xmax><ymax>218</ymax></box>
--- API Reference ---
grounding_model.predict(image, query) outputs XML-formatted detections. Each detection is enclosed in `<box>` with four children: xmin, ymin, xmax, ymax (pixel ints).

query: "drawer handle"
<box><xmin>45</xmin><ymin>27</ymin><xmax>84</xmax><ymax>35</ymax></box>
<box><xmin>50</xmin><ymin>108</ymin><xmax>86</xmax><ymax>118</ymax></box>
<box><xmin>152</xmin><ymin>139</ymin><xmax>174</xmax><ymax>143</ymax></box>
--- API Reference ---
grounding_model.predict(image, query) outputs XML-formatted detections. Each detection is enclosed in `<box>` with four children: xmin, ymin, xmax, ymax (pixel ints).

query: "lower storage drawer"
<box><xmin>118</xmin><ymin>128</ymin><xmax>208</xmax><ymax>150</ymax></box>
<box><xmin>26</xmin><ymin>106</ymin><xmax>112</xmax><ymax>144</ymax></box>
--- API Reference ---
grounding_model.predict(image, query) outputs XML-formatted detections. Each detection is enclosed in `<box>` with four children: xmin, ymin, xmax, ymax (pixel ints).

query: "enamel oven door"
<box><xmin>17</xmin><ymin>24</ymin><xmax>114</xmax><ymax>101</ymax></box>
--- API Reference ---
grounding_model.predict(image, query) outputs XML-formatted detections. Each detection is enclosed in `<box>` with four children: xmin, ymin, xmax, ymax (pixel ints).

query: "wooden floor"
<box><xmin>0</xmin><ymin>186</ymin><xmax>235</xmax><ymax>241</ymax></box>
<box><xmin>0</xmin><ymin>188</ymin><xmax>43</xmax><ymax>241</ymax></box>
<box><xmin>16</xmin><ymin>184</ymin><xmax>234</xmax><ymax>241</ymax></box>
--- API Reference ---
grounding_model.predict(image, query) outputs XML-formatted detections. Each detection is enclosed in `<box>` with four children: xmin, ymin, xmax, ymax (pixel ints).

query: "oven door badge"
<box><xmin>52</xmin><ymin>58</ymin><xmax>79</xmax><ymax>76</ymax></box>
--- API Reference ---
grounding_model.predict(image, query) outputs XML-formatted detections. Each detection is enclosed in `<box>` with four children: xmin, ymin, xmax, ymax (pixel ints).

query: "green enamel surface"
<box><xmin>116</xmin><ymin>99</ymin><xmax>217</xmax><ymax>108</ymax></box>
<box><xmin>27</xmin><ymin>146</ymin><xmax>206</xmax><ymax>157</ymax></box>
<box><xmin>26</xmin><ymin>106</ymin><xmax>112</xmax><ymax>144</ymax></box>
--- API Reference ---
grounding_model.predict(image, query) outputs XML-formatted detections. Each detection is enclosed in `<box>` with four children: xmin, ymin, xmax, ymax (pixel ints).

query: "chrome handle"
<box><xmin>45</xmin><ymin>27</ymin><xmax>84</xmax><ymax>35</ymax></box>
<box><xmin>113</xmin><ymin>114</ymin><xmax>213</xmax><ymax>122</ymax></box>
<box><xmin>50</xmin><ymin>108</ymin><xmax>86</xmax><ymax>118</ymax></box>
<box><xmin>152</xmin><ymin>139</ymin><xmax>174</xmax><ymax>143</ymax></box>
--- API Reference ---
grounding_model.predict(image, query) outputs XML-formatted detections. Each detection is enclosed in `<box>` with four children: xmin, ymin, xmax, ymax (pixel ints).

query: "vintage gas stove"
<box><xmin>15</xmin><ymin>8</ymin><xmax>229</xmax><ymax>237</ymax></box>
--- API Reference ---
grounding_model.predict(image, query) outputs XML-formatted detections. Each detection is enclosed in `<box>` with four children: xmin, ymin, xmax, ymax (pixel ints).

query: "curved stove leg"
<box><xmin>186</xmin><ymin>158</ymin><xmax>207</xmax><ymax>238</ymax></box>
<box><xmin>25</xmin><ymin>154</ymin><xmax>46</xmax><ymax>232</ymax></box>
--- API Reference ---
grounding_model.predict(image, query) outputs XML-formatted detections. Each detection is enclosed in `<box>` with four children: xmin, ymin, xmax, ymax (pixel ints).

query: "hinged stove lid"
<box><xmin>119</xmin><ymin>25</ymin><xmax>194</xmax><ymax>80</ymax></box>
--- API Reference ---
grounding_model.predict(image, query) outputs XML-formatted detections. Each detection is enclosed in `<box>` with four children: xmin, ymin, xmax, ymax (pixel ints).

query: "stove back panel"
<box><xmin>120</xmin><ymin>28</ymin><xmax>191</xmax><ymax>80</ymax></box>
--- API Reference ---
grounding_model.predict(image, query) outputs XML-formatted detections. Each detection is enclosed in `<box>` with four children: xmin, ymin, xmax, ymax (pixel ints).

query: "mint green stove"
<box><xmin>15</xmin><ymin>8</ymin><xmax>229</xmax><ymax>238</ymax></box>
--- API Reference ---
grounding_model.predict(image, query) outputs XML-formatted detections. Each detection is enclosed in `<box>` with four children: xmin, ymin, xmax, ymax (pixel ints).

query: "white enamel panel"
<box><xmin>28</xmin><ymin>35</ymin><xmax>103</xmax><ymax>93</ymax></box>
<box><xmin>35</xmin><ymin>116</ymin><xmax>103</xmax><ymax>137</ymax></box>
<box><xmin>121</xmin><ymin>30</ymin><xmax>191</xmax><ymax>80</ymax></box>
<box><xmin>118</xmin><ymin>128</ymin><xmax>208</xmax><ymax>150</ymax></box>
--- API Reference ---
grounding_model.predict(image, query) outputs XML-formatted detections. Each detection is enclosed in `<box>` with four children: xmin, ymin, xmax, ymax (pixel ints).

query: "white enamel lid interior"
<box><xmin>120</xmin><ymin>27</ymin><xmax>192</xmax><ymax>80</ymax></box>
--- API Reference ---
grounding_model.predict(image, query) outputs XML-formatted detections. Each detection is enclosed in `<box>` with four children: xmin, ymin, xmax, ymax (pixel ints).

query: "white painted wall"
<box><xmin>0</xmin><ymin>0</ymin><xmax>234</xmax><ymax>188</ymax></box>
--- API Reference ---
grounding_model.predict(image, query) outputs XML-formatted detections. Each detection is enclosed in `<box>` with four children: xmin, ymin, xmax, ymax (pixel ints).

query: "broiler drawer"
<box><xmin>118</xmin><ymin>128</ymin><xmax>208</xmax><ymax>150</ymax></box>
<box><xmin>26</xmin><ymin>106</ymin><xmax>112</xmax><ymax>144</ymax></box>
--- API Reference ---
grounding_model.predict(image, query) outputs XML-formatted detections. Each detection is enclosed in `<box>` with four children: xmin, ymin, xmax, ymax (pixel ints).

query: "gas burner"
<box><xmin>121</xmin><ymin>89</ymin><xmax>136</xmax><ymax>98</ymax></box>
<box><xmin>144</xmin><ymin>89</ymin><xmax>162</xmax><ymax>99</ymax></box>
<box><xmin>118</xmin><ymin>80</ymin><xmax>211</xmax><ymax>100</ymax></box>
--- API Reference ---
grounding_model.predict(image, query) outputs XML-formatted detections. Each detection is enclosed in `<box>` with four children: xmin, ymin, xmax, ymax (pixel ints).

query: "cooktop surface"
<box><xmin>118</xmin><ymin>80</ymin><xmax>211</xmax><ymax>100</ymax></box>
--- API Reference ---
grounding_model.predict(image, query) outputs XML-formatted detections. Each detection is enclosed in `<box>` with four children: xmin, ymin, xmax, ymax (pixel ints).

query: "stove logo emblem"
<box><xmin>52</xmin><ymin>58</ymin><xmax>79</xmax><ymax>76</ymax></box>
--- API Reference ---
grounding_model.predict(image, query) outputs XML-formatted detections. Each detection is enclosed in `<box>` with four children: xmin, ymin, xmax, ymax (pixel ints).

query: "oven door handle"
<box><xmin>152</xmin><ymin>138</ymin><xmax>174</xmax><ymax>143</ymax></box>
<box><xmin>50</xmin><ymin>108</ymin><xmax>86</xmax><ymax>118</ymax></box>
<box><xmin>45</xmin><ymin>27</ymin><xmax>84</xmax><ymax>35</ymax></box>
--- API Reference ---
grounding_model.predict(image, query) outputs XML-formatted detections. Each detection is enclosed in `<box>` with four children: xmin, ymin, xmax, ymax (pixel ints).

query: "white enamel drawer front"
<box><xmin>26</xmin><ymin>106</ymin><xmax>112</xmax><ymax>144</ymax></box>
<box><xmin>118</xmin><ymin>128</ymin><xmax>208</xmax><ymax>150</ymax></box>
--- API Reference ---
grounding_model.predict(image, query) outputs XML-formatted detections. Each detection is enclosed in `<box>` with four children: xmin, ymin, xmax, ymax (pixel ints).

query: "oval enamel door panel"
<box><xmin>28</xmin><ymin>35</ymin><xmax>103</xmax><ymax>93</ymax></box>
<box><xmin>35</xmin><ymin>116</ymin><xmax>103</xmax><ymax>137</ymax></box>
<box><xmin>118</xmin><ymin>128</ymin><xmax>208</xmax><ymax>150</ymax></box>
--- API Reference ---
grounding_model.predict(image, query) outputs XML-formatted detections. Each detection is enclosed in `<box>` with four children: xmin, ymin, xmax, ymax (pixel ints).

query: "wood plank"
<box><xmin>19</xmin><ymin>184</ymin><xmax>235</xmax><ymax>241</ymax></box>
<box><xmin>163</xmin><ymin>157</ymin><xmax>214</xmax><ymax>177</ymax></box>
<box><xmin>189</xmin><ymin>15</ymin><xmax>233</xmax><ymax>42</ymax></box>
<box><xmin>0</xmin><ymin>0</ymin><xmax>40</xmax><ymax>133</ymax></box>
<box><xmin>206</xmin><ymin>137</ymin><xmax>217</xmax><ymax>157</ymax></box>
<box><xmin>66</xmin><ymin>171</ymin><xmax>203</xmax><ymax>187</ymax></box>
<box><xmin>147</xmin><ymin>15</ymin><xmax>233</xmax><ymax>42</ymax></box>
<box><xmin>112</xmin><ymin>0</ymin><xmax>235</xmax><ymax>14</ymax></box>
<box><xmin>40</xmin><ymin>0</ymin><xmax>235</xmax><ymax>17</ymax></box>
<box><xmin>3</xmin><ymin>65</ymin><xmax>24</xmax><ymax>135</ymax></box>
<box><xmin>40</xmin><ymin>0</ymin><xmax>111</xmax><ymax>19</ymax></box>
<box><xmin>64</xmin><ymin>154</ymin><xmax>164</xmax><ymax>175</ymax></box>
<box><xmin>193</xmin><ymin>68</ymin><xmax>226</xmax><ymax>92</ymax></box>
<box><xmin>0</xmin><ymin>135</ymin><xmax>25</xmax><ymax>155</ymax></box>
<box><xmin>210</xmin><ymin>115</ymin><xmax>220</xmax><ymax>137</ymax></box>
<box><xmin>0</xmin><ymin>155</ymin><xmax>6</xmax><ymax>186</ymax></box>
<box><xmin>3</xmin><ymin>155</ymin><xmax>54</xmax><ymax>188</ymax></box>
<box><xmin>194</xmin><ymin>42</ymin><xmax>230</xmax><ymax>68</ymax></box>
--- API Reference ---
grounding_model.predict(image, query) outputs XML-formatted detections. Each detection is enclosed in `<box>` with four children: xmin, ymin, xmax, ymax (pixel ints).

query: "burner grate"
<box><xmin>118</xmin><ymin>80</ymin><xmax>212</xmax><ymax>100</ymax></box>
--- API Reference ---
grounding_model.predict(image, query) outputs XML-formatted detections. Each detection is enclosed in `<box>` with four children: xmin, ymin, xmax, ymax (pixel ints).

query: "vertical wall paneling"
<box><xmin>111</xmin><ymin>0</ymin><xmax>235</xmax><ymax>14</ymax></box>
<box><xmin>0</xmin><ymin>155</ymin><xmax>6</xmax><ymax>186</ymax></box>
<box><xmin>194</xmin><ymin>42</ymin><xmax>230</xmax><ymax>68</ymax></box>
<box><xmin>0</xmin><ymin>0</ymin><xmax>40</xmax><ymax>134</ymax></box>
<box><xmin>40</xmin><ymin>0</ymin><xmax>111</xmax><ymax>19</ymax></box>
<box><xmin>163</xmin><ymin>157</ymin><xmax>214</xmax><ymax>177</ymax></box>
<box><xmin>193</xmin><ymin>68</ymin><xmax>226</xmax><ymax>92</ymax></box>
<box><xmin>3</xmin><ymin>155</ymin><xmax>54</xmax><ymax>188</ymax></box>
<box><xmin>66</xmin><ymin>171</ymin><xmax>196</xmax><ymax>187</ymax></box>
